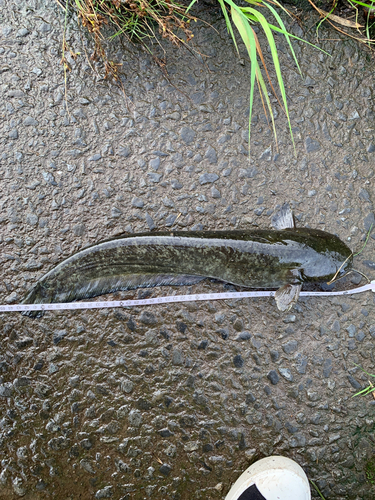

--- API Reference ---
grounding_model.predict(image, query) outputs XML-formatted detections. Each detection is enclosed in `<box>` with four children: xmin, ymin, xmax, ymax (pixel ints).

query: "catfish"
<box><xmin>21</xmin><ymin>205</ymin><xmax>353</xmax><ymax>316</ymax></box>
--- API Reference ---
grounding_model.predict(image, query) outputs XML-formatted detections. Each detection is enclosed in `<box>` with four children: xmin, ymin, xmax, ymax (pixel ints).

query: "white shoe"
<box><xmin>225</xmin><ymin>456</ymin><xmax>311</xmax><ymax>500</ymax></box>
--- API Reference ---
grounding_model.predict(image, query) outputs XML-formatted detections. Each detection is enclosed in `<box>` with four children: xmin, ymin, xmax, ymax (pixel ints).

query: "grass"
<box><xmin>58</xmin><ymin>0</ymin><xmax>312</xmax><ymax>152</ymax></box>
<box><xmin>366</xmin><ymin>458</ymin><xmax>375</xmax><ymax>485</ymax></box>
<box><xmin>310</xmin><ymin>479</ymin><xmax>327</xmax><ymax>500</ymax></box>
<box><xmin>58</xmin><ymin>0</ymin><xmax>375</xmax><ymax>153</ymax></box>
<box><xmin>352</xmin><ymin>364</ymin><xmax>375</xmax><ymax>398</ymax></box>
<box><xmin>187</xmin><ymin>0</ymin><xmax>309</xmax><ymax>152</ymax></box>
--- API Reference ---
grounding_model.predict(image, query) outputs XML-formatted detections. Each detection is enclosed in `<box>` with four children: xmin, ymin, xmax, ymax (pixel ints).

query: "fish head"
<box><xmin>297</xmin><ymin>229</ymin><xmax>353</xmax><ymax>282</ymax></box>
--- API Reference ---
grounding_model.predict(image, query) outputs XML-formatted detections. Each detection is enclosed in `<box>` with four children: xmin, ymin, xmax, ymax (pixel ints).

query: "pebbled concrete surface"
<box><xmin>1</xmin><ymin>0</ymin><xmax>375</xmax><ymax>498</ymax></box>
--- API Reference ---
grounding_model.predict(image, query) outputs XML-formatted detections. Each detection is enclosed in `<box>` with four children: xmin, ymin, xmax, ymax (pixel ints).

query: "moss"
<box><xmin>365</xmin><ymin>458</ymin><xmax>375</xmax><ymax>485</ymax></box>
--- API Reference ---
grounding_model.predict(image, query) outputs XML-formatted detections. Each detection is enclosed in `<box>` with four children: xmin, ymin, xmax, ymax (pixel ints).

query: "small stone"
<box><xmin>39</xmin><ymin>23</ymin><xmax>52</xmax><ymax>33</ymax></box>
<box><xmin>165</xmin><ymin>214</ymin><xmax>177</xmax><ymax>227</ymax></box>
<box><xmin>358</xmin><ymin>189</ymin><xmax>371</xmax><ymax>203</ymax></box>
<box><xmin>205</xmin><ymin>146</ymin><xmax>217</xmax><ymax>164</ymax></box>
<box><xmin>89</xmin><ymin>153</ymin><xmax>101</xmax><ymax>161</ymax></box>
<box><xmin>172</xmin><ymin>152</ymin><xmax>184</xmax><ymax>168</ymax></box>
<box><xmin>159</xmin><ymin>463</ymin><xmax>172</xmax><ymax>476</ymax></box>
<box><xmin>0</xmin><ymin>383</ymin><xmax>14</xmax><ymax>398</ymax></box>
<box><xmin>283</xmin><ymin>315</ymin><xmax>296</xmax><ymax>323</ymax></box>
<box><xmin>172</xmin><ymin>349</ymin><xmax>184</xmax><ymax>365</ymax></box>
<box><xmin>69</xmin><ymin>376</ymin><xmax>80</xmax><ymax>387</ymax></box>
<box><xmin>118</xmin><ymin>146</ymin><xmax>131</xmax><ymax>157</ymax></box>
<box><xmin>42</xmin><ymin>171</ymin><xmax>57</xmax><ymax>185</ymax></box>
<box><xmin>132</xmin><ymin>197</ymin><xmax>144</xmax><ymax>208</ymax></box>
<box><xmin>364</xmin><ymin>212</ymin><xmax>375</xmax><ymax>231</ymax></box>
<box><xmin>304</xmin><ymin>76</ymin><xmax>316</xmax><ymax>86</ymax></box>
<box><xmin>111</xmin><ymin>207</ymin><xmax>122</xmax><ymax>218</ymax></box>
<box><xmin>159</xmin><ymin>428</ymin><xmax>174</xmax><ymax>437</ymax></box>
<box><xmin>349</xmin><ymin>110</ymin><xmax>360</xmax><ymax>120</ymax></box>
<box><xmin>199</xmin><ymin>173</ymin><xmax>219</xmax><ymax>185</ymax></box>
<box><xmin>26</xmin><ymin>213</ymin><xmax>38</xmax><ymax>226</ymax></box>
<box><xmin>149</xmin><ymin>158</ymin><xmax>160</xmax><ymax>170</ymax></box>
<box><xmin>180</xmin><ymin>127</ymin><xmax>196</xmax><ymax>144</ymax></box>
<box><xmin>95</xmin><ymin>486</ymin><xmax>113</xmax><ymax>499</ymax></box>
<box><xmin>282</xmin><ymin>340</ymin><xmax>298</xmax><ymax>354</ymax></box>
<box><xmin>170</xmin><ymin>179</ymin><xmax>183</xmax><ymax>189</ymax></box>
<box><xmin>235</xmin><ymin>331</ymin><xmax>251</xmax><ymax>341</ymax></box>
<box><xmin>24</xmin><ymin>116</ymin><xmax>38</xmax><ymax>126</ymax></box>
<box><xmin>323</xmin><ymin>359</ymin><xmax>332</xmax><ymax>378</ymax></box>
<box><xmin>295</xmin><ymin>353</ymin><xmax>308</xmax><ymax>375</ymax></box>
<box><xmin>80</xmin><ymin>459</ymin><xmax>96</xmax><ymax>474</ymax></box>
<box><xmin>259</xmin><ymin>146</ymin><xmax>272</xmax><ymax>161</ymax></box>
<box><xmin>356</xmin><ymin>331</ymin><xmax>365</xmax><ymax>342</ymax></box>
<box><xmin>347</xmin><ymin>324</ymin><xmax>356</xmax><ymax>337</ymax></box>
<box><xmin>12</xmin><ymin>477</ymin><xmax>26</xmax><ymax>497</ymax></box>
<box><xmin>267</xmin><ymin>370</ymin><xmax>279</xmax><ymax>385</ymax></box>
<box><xmin>14</xmin><ymin>377</ymin><xmax>31</xmax><ymax>387</ymax></box>
<box><xmin>128</xmin><ymin>410</ymin><xmax>142</xmax><ymax>427</ymax></box>
<box><xmin>120</xmin><ymin>379</ymin><xmax>134</xmax><ymax>393</ymax></box>
<box><xmin>233</xmin><ymin>354</ymin><xmax>244</xmax><ymax>368</ymax></box>
<box><xmin>147</xmin><ymin>172</ymin><xmax>162</xmax><ymax>183</ymax></box>
<box><xmin>53</xmin><ymin>330</ymin><xmax>67</xmax><ymax>345</ymax></box>
<box><xmin>184</xmin><ymin>441</ymin><xmax>199</xmax><ymax>452</ymax></box>
<box><xmin>279</xmin><ymin>368</ymin><xmax>293</xmax><ymax>381</ymax></box>
<box><xmin>79</xmin><ymin>440</ymin><xmax>92</xmax><ymax>450</ymax></box>
<box><xmin>16</xmin><ymin>28</ymin><xmax>29</xmax><ymax>37</ymax></box>
<box><xmin>9</xmin><ymin>129</ymin><xmax>18</xmax><ymax>139</ymax></box>
<box><xmin>270</xmin><ymin>350</ymin><xmax>279</xmax><ymax>362</ymax></box>
<box><xmin>73</xmin><ymin>224</ymin><xmax>85</xmax><ymax>236</ymax></box>
<box><xmin>211</xmin><ymin>186</ymin><xmax>221</xmax><ymax>198</ymax></box>
<box><xmin>305</xmin><ymin>137</ymin><xmax>321</xmax><ymax>153</ymax></box>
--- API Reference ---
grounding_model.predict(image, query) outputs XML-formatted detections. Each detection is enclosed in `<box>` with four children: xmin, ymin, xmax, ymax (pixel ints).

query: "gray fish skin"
<box><xmin>21</xmin><ymin>227</ymin><xmax>352</xmax><ymax>317</ymax></box>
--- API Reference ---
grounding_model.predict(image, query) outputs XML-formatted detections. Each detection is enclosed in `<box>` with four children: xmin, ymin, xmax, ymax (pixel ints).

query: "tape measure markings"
<box><xmin>0</xmin><ymin>281</ymin><xmax>374</xmax><ymax>313</ymax></box>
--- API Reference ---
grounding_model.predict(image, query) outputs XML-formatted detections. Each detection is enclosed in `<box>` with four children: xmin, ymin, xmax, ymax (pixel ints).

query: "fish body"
<box><xmin>21</xmin><ymin>206</ymin><xmax>352</xmax><ymax>315</ymax></box>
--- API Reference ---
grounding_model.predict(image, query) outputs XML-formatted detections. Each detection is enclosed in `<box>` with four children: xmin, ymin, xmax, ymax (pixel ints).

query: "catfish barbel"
<box><xmin>21</xmin><ymin>205</ymin><xmax>353</xmax><ymax>316</ymax></box>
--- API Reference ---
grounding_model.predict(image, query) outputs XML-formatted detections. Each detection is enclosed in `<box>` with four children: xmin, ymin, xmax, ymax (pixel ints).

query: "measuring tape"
<box><xmin>1</xmin><ymin>281</ymin><xmax>374</xmax><ymax>313</ymax></box>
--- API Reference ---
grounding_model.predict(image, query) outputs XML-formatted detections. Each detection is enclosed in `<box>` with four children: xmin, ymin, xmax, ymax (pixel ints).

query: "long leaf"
<box><xmin>266</xmin><ymin>23</ymin><xmax>331</xmax><ymax>55</ymax></box>
<box><xmin>350</xmin><ymin>0</ymin><xmax>375</xmax><ymax>8</ymax></box>
<box><xmin>240</xmin><ymin>5</ymin><xmax>295</xmax><ymax>150</ymax></box>
<box><xmin>255</xmin><ymin>58</ymin><xmax>278</xmax><ymax>145</ymax></box>
<box><xmin>230</xmin><ymin>3</ymin><xmax>257</xmax><ymax>148</ymax></box>
<box><xmin>262</xmin><ymin>1</ymin><xmax>302</xmax><ymax>75</ymax></box>
<box><xmin>252</xmin><ymin>27</ymin><xmax>284</xmax><ymax>112</ymax></box>
<box><xmin>219</xmin><ymin>0</ymin><xmax>240</xmax><ymax>53</ymax></box>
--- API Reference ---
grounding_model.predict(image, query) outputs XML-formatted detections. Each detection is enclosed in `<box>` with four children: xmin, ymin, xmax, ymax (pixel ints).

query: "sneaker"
<box><xmin>225</xmin><ymin>455</ymin><xmax>311</xmax><ymax>500</ymax></box>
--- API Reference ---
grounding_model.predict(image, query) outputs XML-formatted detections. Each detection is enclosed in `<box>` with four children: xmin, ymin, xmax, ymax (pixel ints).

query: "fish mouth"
<box><xmin>326</xmin><ymin>254</ymin><xmax>353</xmax><ymax>285</ymax></box>
<box><xmin>326</xmin><ymin>253</ymin><xmax>372</xmax><ymax>286</ymax></box>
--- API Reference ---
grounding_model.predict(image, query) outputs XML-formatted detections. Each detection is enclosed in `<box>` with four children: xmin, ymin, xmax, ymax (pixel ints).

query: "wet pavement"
<box><xmin>1</xmin><ymin>0</ymin><xmax>375</xmax><ymax>498</ymax></box>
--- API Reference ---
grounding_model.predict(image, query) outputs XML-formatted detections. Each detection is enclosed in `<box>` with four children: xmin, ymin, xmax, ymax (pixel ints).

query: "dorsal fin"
<box><xmin>271</xmin><ymin>204</ymin><xmax>295</xmax><ymax>230</ymax></box>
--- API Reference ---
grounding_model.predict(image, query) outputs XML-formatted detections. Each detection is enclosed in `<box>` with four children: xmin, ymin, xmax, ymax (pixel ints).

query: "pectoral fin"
<box><xmin>271</xmin><ymin>203</ymin><xmax>295</xmax><ymax>230</ymax></box>
<box><xmin>275</xmin><ymin>283</ymin><xmax>302</xmax><ymax>311</ymax></box>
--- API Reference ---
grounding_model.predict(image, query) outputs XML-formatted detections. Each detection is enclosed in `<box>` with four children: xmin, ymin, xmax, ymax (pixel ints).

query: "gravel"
<box><xmin>1</xmin><ymin>1</ymin><xmax>375</xmax><ymax>499</ymax></box>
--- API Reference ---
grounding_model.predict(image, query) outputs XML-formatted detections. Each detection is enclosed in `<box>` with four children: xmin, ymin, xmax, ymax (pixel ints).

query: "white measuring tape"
<box><xmin>1</xmin><ymin>281</ymin><xmax>374</xmax><ymax>313</ymax></box>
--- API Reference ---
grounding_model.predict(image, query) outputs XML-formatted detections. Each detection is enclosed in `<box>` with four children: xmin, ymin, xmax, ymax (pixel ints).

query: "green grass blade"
<box><xmin>267</xmin><ymin>23</ymin><xmax>331</xmax><ymax>56</ymax></box>
<box><xmin>353</xmin><ymin>363</ymin><xmax>375</xmax><ymax>378</ymax></box>
<box><xmin>348</xmin><ymin>0</ymin><xmax>375</xmax><ymax>7</ymax></box>
<box><xmin>255</xmin><ymin>61</ymin><xmax>277</xmax><ymax>142</ymax></box>
<box><xmin>219</xmin><ymin>0</ymin><xmax>240</xmax><ymax>53</ymax></box>
<box><xmin>230</xmin><ymin>2</ymin><xmax>257</xmax><ymax>148</ymax></box>
<box><xmin>310</xmin><ymin>480</ymin><xmax>327</xmax><ymax>500</ymax></box>
<box><xmin>241</xmin><ymin>5</ymin><xmax>295</xmax><ymax>151</ymax></box>
<box><xmin>185</xmin><ymin>0</ymin><xmax>198</xmax><ymax>13</ymax></box>
<box><xmin>262</xmin><ymin>2</ymin><xmax>302</xmax><ymax>75</ymax></box>
<box><xmin>352</xmin><ymin>386</ymin><xmax>375</xmax><ymax>397</ymax></box>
